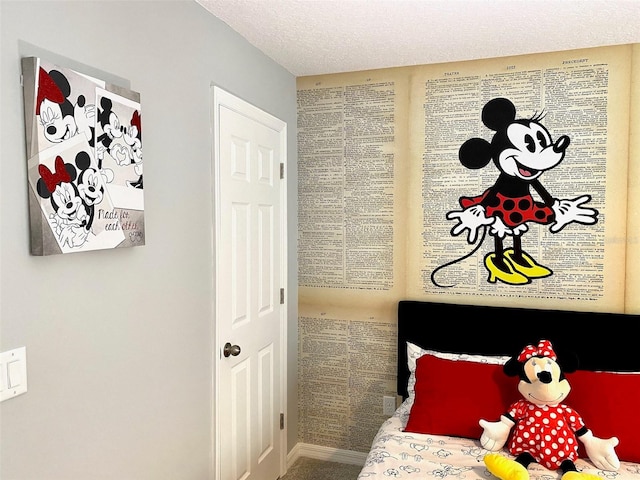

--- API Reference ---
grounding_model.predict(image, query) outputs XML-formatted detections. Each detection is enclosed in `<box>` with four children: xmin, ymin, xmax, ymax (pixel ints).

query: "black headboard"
<box><xmin>397</xmin><ymin>300</ymin><xmax>640</xmax><ymax>398</ymax></box>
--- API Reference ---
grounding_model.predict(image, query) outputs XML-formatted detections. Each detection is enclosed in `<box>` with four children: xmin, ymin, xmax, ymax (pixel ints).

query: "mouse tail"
<box><xmin>430</xmin><ymin>227</ymin><xmax>487</xmax><ymax>288</ymax></box>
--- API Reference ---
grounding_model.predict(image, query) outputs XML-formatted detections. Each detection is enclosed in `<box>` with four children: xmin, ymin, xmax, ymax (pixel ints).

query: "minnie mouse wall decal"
<box><xmin>431</xmin><ymin>97</ymin><xmax>599</xmax><ymax>287</ymax></box>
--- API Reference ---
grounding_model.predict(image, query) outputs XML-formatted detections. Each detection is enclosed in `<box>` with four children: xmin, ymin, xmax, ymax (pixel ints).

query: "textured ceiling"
<box><xmin>195</xmin><ymin>0</ymin><xmax>640</xmax><ymax>77</ymax></box>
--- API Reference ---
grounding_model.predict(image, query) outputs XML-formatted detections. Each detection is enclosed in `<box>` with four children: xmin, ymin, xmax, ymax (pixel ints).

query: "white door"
<box><xmin>212</xmin><ymin>86</ymin><xmax>287</xmax><ymax>480</ymax></box>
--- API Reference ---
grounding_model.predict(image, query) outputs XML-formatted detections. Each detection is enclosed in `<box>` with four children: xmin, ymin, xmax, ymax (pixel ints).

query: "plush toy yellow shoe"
<box><xmin>561</xmin><ymin>471</ymin><xmax>607</xmax><ymax>480</ymax></box>
<box><xmin>484</xmin><ymin>453</ymin><xmax>529</xmax><ymax>480</ymax></box>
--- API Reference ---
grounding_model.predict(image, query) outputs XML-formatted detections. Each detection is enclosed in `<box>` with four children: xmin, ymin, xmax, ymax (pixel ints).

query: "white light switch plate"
<box><xmin>0</xmin><ymin>347</ymin><xmax>27</xmax><ymax>402</ymax></box>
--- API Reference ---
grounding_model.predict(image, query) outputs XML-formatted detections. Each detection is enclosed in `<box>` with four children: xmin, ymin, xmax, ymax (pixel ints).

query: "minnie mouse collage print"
<box><xmin>28</xmin><ymin>61</ymin><xmax>144</xmax><ymax>253</ymax></box>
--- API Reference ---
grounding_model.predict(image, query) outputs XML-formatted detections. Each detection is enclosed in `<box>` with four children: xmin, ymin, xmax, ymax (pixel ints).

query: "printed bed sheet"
<box><xmin>357</xmin><ymin>401</ymin><xmax>640</xmax><ymax>480</ymax></box>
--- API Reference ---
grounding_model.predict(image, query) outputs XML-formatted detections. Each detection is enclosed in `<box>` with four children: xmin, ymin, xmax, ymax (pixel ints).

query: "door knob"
<box><xmin>223</xmin><ymin>342</ymin><xmax>241</xmax><ymax>357</ymax></box>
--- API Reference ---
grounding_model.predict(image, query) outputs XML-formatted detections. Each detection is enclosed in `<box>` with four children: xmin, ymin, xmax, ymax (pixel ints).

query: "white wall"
<box><xmin>0</xmin><ymin>1</ymin><xmax>298</xmax><ymax>479</ymax></box>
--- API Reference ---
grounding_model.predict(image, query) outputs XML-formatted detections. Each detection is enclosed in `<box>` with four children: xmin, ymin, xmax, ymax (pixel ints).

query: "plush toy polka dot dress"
<box><xmin>507</xmin><ymin>400</ymin><xmax>584</xmax><ymax>469</ymax></box>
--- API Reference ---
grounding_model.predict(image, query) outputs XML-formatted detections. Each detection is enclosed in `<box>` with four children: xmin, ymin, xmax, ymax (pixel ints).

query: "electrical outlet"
<box><xmin>383</xmin><ymin>395</ymin><xmax>396</xmax><ymax>415</ymax></box>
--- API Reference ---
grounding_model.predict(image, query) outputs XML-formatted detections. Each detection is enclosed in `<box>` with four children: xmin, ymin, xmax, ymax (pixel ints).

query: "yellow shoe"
<box><xmin>503</xmin><ymin>249</ymin><xmax>552</xmax><ymax>279</ymax></box>
<box><xmin>562</xmin><ymin>472</ymin><xmax>604</xmax><ymax>480</ymax></box>
<box><xmin>484</xmin><ymin>453</ymin><xmax>529</xmax><ymax>480</ymax></box>
<box><xmin>485</xmin><ymin>254</ymin><xmax>530</xmax><ymax>285</ymax></box>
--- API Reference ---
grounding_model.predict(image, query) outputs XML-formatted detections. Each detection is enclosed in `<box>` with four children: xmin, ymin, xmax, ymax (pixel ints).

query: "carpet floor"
<box><xmin>280</xmin><ymin>457</ymin><xmax>362</xmax><ymax>480</ymax></box>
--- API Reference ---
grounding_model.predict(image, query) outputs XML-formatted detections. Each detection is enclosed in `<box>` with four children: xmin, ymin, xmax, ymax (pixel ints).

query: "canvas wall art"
<box><xmin>21</xmin><ymin>57</ymin><xmax>145</xmax><ymax>255</ymax></box>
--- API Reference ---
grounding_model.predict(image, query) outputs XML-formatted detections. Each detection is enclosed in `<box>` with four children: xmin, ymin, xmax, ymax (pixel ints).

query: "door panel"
<box><xmin>213</xmin><ymin>86</ymin><xmax>287</xmax><ymax>480</ymax></box>
<box><xmin>231</xmin><ymin>360</ymin><xmax>251</xmax><ymax>479</ymax></box>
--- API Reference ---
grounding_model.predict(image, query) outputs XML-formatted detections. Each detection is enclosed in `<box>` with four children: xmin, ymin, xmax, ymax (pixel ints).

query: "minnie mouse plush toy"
<box><xmin>479</xmin><ymin>340</ymin><xmax>619</xmax><ymax>480</ymax></box>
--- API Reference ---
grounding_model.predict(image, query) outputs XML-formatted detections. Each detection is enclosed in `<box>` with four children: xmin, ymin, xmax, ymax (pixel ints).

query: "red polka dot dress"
<box><xmin>506</xmin><ymin>399</ymin><xmax>585</xmax><ymax>470</ymax></box>
<box><xmin>460</xmin><ymin>190</ymin><xmax>554</xmax><ymax>228</ymax></box>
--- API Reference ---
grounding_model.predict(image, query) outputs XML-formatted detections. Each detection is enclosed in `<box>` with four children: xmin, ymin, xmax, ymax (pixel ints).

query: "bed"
<box><xmin>357</xmin><ymin>301</ymin><xmax>640</xmax><ymax>480</ymax></box>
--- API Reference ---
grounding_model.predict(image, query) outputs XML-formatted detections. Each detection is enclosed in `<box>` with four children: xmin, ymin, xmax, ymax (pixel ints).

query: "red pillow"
<box><xmin>567</xmin><ymin>370</ymin><xmax>640</xmax><ymax>463</ymax></box>
<box><xmin>404</xmin><ymin>353</ymin><xmax>519</xmax><ymax>439</ymax></box>
<box><xmin>404</xmin><ymin>353</ymin><xmax>640</xmax><ymax>464</ymax></box>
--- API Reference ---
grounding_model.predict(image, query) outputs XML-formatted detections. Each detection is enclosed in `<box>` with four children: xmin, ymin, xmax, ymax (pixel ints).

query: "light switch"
<box><xmin>0</xmin><ymin>347</ymin><xmax>27</xmax><ymax>402</ymax></box>
<box><xmin>8</xmin><ymin>361</ymin><xmax>22</xmax><ymax>388</ymax></box>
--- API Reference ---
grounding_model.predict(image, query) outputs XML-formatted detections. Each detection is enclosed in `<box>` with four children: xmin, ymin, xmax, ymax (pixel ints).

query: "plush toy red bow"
<box><xmin>517</xmin><ymin>339</ymin><xmax>557</xmax><ymax>362</ymax></box>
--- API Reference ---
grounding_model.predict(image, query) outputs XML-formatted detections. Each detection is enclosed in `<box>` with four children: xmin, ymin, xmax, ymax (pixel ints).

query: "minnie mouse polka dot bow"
<box><xmin>517</xmin><ymin>340</ymin><xmax>557</xmax><ymax>362</ymax></box>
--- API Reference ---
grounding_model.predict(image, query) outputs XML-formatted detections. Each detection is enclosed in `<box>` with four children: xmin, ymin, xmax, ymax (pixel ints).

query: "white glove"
<box><xmin>447</xmin><ymin>205</ymin><xmax>495</xmax><ymax>243</ymax></box>
<box><xmin>479</xmin><ymin>416</ymin><xmax>514</xmax><ymax>451</ymax></box>
<box><xmin>550</xmin><ymin>195</ymin><xmax>598</xmax><ymax>233</ymax></box>
<box><xmin>489</xmin><ymin>216</ymin><xmax>513</xmax><ymax>239</ymax></box>
<box><xmin>512</xmin><ymin>223</ymin><xmax>528</xmax><ymax>236</ymax></box>
<box><xmin>74</xmin><ymin>101</ymin><xmax>95</xmax><ymax>138</ymax></box>
<box><xmin>580</xmin><ymin>429</ymin><xmax>620</xmax><ymax>471</ymax></box>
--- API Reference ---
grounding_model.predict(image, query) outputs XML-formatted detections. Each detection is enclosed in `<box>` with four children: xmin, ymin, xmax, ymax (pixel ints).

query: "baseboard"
<box><xmin>286</xmin><ymin>442</ymin><xmax>367</xmax><ymax>469</ymax></box>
